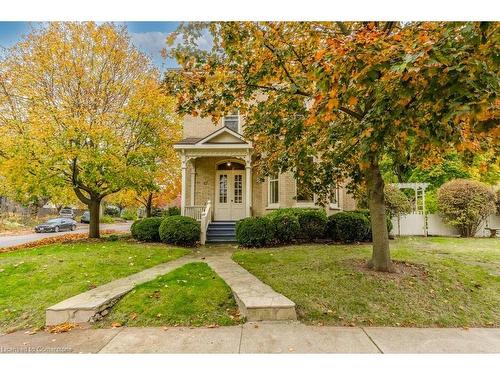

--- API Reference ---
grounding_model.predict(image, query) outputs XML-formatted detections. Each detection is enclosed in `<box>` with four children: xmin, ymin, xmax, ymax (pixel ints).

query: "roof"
<box><xmin>175</xmin><ymin>137</ymin><xmax>203</xmax><ymax>145</ymax></box>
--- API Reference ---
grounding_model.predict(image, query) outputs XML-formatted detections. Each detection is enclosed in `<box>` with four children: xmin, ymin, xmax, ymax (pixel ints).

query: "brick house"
<box><xmin>174</xmin><ymin>112</ymin><xmax>357</xmax><ymax>243</ymax></box>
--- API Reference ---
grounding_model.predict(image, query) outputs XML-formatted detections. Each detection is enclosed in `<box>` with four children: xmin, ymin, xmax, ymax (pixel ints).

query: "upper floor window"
<box><xmin>268</xmin><ymin>174</ymin><xmax>279</xmax><ymax>206</ymax></box>
<box><xmin>223</xmin><ymin>110</ymin><xmax>240</xmax><ymax>133</ymax></box>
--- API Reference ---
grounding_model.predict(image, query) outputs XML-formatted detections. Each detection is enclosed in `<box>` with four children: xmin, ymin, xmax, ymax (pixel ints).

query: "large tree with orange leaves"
<box><xmin>0</xmin><ymin>22</ymin><xmax>182</xmax><ymax>237</ymax></box>
<box><xmin>166</xmin><ymin>22</ymin><xmax>498</xmax><ymax>271</ymax></box>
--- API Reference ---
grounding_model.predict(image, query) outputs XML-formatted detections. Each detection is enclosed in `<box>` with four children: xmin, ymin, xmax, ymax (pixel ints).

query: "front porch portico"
<box><xmin>174</xmin><ymin>127</ymin><xmax>253</xmax><ymax>231</ymax></box>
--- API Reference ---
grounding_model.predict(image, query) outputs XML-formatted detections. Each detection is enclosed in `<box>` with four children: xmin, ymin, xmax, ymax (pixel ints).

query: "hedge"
<box><xmin>326</xmin><ymin>211</ymin><xmax>371</xmax><ymax>243</ymax></box>
<box><xmin>267</xmin><ymin>208</ymin><xmax>327</xmax><ymax>241</ymax></box>
<box><xmin>159</xmin><ymin>215</ymin><xmax>200</xmax><ymax>246</ymax></box>
<box><xmin>131</xmin><ymin>217</ymin><xmax>163</xmax><ymax>242</ymax></box>
<box><xmin>235</xmin><ymin>217</ymin><xmax>274</xmax><ymax>247</ymax></box>
<box><xmin>269</xmin><ymin>212</ymin><xmax>300</xmax><ymax>244</ymax></box>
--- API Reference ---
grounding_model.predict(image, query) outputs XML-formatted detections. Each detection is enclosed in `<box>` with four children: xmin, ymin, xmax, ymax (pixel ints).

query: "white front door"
<box><xmin>215</xmin><ymin>170</ymin><xmax>246</xmax><ymax>221</ymax></box>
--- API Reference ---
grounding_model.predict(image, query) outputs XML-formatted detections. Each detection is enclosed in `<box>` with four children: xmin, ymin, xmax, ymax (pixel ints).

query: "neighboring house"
<box><xmin>174</xmin><ymin>111</ymin><xmax>357</xmax><ymax>242</ymax></box>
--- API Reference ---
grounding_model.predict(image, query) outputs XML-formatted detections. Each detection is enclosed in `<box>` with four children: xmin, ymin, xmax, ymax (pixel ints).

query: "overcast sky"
<box><xmin>0</xmin><ymin>21</ymin><xmax>185</xmax><ymax>70</ymax></box>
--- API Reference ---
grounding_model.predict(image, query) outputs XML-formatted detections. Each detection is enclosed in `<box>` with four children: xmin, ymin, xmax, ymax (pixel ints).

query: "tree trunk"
<box><xmin>145</xmin><ymin>193</ymin><xmax>153</xmax><ymax>217</ymax></box>
<box><xmin>366</xmin><ymin>156</ymin><xmax>393</xmax><ymax>272</ymax></box>
<box><xmin>88</xmin><ymin>197</ymin><xmax>101</xmax><ymax>239</ymax></box>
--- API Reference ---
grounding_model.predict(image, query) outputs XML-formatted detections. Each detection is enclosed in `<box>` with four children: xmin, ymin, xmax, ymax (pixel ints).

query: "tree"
<box><xmin>165</xmin><ymin>22</ymin><xmax>498</xmax><ymax>271</ymax></box>
<box><xmin>0</xmin><ymin>22</ymin><xmax>182</xmax><ymax>237</ymax></box>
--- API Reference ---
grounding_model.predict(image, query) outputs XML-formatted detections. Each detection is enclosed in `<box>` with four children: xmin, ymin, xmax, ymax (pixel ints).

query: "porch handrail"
<box><xmin>200</xmin><ymin>200</ymin><xmax>212</xmax><ymax>245</ymax></box>
<box><xmin>184</xmin><ymin>205</ymin><xmax>205</xmax><ymax>221</ymax></box>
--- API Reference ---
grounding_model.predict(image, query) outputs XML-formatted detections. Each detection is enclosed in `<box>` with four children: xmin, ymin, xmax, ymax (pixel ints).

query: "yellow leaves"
<box><xmin>326</xmin><ymin>97</ymin><xmax>339</xmax><ymax>111</ymax></box>
<box><xmin>360</xmin><ymin>127</ymin><xmax>374</xmax><ymax>138</ymax></box>
<box><xmin>348</xmin><ymin>96</ymin><xmax>358</xmax><ymax>107</ymax></box>
<box><xmin>315</xmin><ymin>49</ymin><xmax>327</xmax><ymax>60</ymax></box>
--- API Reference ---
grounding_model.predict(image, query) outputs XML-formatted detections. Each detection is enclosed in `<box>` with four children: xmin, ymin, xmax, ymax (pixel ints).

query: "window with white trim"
<box><xmin>268</xmin><ymin>174</ymin><xmax>279</xmax><ymax>206</ymax></box>
<box><xmin>295</xmin><ymin>157</ymin><xmax>315</xmax><ymax>204</ymax></box>
<box><xmin>329</xmin><ymin>186</ymin><xmax>340</xmax><ymax>208</ymax></box>
<box><xmin>223</xmin><ymin>110</ymin><xmax>240</xmax><ymax>133</ymax></box>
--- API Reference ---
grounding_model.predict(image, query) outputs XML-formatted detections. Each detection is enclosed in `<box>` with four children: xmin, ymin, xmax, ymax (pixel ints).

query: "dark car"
<box><xmin>80</xmin><ymin>211</ymin><xmax>90</xmax><ymax>223</ymax></box>
<box><xmin>35</xmin><ymin>218</ymin><xmax>77</xmax><ymax>233</ymax></box>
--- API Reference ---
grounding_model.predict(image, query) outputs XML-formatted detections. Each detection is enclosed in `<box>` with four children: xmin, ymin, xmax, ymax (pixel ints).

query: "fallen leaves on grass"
<box><xmin>0</xmin><ymin>230</ymin><xmax>125</xmax><ymax>253</ymax></box>
<box><xmin>111</xmin><ymin>322</ymin><xmax>122</xmax><ymax>328</ymax></box>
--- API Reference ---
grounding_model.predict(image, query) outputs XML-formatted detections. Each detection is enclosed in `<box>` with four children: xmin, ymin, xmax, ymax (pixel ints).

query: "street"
<box><xmin>0</xmin><ymin>222</ymin><xmax>131</xmax><ymax>249</ymax></box>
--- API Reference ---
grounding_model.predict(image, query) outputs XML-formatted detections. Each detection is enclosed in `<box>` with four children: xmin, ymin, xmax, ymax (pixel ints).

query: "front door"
<box><xmin>215</xmin><ymin>170</ymin><xmax>246</xmax><ymax>221</ymax></box>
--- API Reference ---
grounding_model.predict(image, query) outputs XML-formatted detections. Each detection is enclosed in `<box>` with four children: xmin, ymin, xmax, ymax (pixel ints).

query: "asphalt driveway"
<box><xmin>0</xmin><ymin>222</ymin><xmax>131</xmax><ymax>249</ymax></box>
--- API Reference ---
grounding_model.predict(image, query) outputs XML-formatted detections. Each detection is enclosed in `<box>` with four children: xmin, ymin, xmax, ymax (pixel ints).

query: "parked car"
<box><xmin>35</xmin><ymin>218</ymin><xmax>77</xmax><ymax>233</ymax></box>
<box><xmin>59</xmin><ymin>207</ymin><xmax>76</xmax><ymax>219</ymax></box>
<box><xmin>80</xmin><ymin>211</ymin><xmax>90</xmax><ymax>223</ymax></box>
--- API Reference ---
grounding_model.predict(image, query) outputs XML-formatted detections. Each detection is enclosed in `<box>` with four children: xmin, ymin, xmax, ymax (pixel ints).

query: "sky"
<box><xmin>0</xmin><ymin>21</ymin><xmax>183</xmax><ymax>70</ymax></box>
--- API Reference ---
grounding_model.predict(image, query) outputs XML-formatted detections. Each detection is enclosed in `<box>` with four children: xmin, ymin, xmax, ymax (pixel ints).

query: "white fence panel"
<box><xmin>391</xmin><ymin>213</ymin><xmax>500</xmax><ymax>237</ymax></box>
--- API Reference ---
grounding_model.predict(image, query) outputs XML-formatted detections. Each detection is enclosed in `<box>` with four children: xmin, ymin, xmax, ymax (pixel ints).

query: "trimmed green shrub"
<box><xmin>347</xmin><ymin>209</ymin><xmax>393</xmax><ymax>240</ymax></box>
<box><xmin>437</xmin><ymin>179</ymin><xmax>496</xmax><ymax>237</ymax></box>
<box><xmin>295</xmin><ymin>209</ymin><xmax>327</xmax><ymax>240</ymax></box>
<box><xmin>104</xmin><ymin>205</ymin><xmax>120</xmax><ymax>217</ymax></box>
<box><xmin>99</xmin><ymin>214</ymin><xmax>114</xmax><ymax>224</ymax></box>
<box><xmin>159</xmin><ymin>215</ymin><xmax>200</xmax><ymax>246</ymax></box>
<box><xmin>236</xmin><ymin>217</ymin><xmax>274</xmax><ymax>247</ymax></box>
<box><xmin>167</xmin><ymin>206</ymin><xmax>181</xmax><ymax>216</ymax></box>
<box><xmin>121</xmin><ymin>208</ymin><xmax>137</xmax><ymax>221</ymax></box>
<box><xmin>327</xmin><ymin>211</ymin><xmax>370</xmax><ymax>243</ymax></box>
<box><xmin>131</xmin><ymin>217</ymin><xmax>163</xmax><ymax>242</ymax></box>
<box><xmin>267</xmin><ymin>208</ymin><xmax>327</xmax><ymax>241</ymax></box>
<box><xmin>269</xmin><ymin>212</ymin><xmax>300</xmax><ymax>244</ymax></box>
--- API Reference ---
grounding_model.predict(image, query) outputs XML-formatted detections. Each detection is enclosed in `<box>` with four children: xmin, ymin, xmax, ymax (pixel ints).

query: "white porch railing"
<box><xmin>184</xmin><ymin>205</ymin><xmax>205</xmax><ymax>221</ymax></box>
<box><xmin>200</xmin><ymin>200</ymin><xmax>212</xmax><ymax>245</ymax></box>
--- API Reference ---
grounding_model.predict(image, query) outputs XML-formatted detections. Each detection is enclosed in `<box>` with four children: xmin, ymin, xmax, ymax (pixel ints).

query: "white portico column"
<box><xmin>245</xmin><ymin>155</ymin><xmax>252</xmax><ymax>217</ymax></box>
<box><xmin>181</xmin><ymin>153</ymin><xmax>187</xmax><ymax>216</ymax></box>
<box><xmin>190</xmin><ymin>159</ymin><xmax>196</xmax><ymax>206</ymax></box>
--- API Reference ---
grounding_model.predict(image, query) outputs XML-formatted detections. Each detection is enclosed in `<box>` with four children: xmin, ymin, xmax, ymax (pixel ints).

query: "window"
<box><xmin>234</xmin><ymin>174</ymin><xmax>243</xmax><ymax>204</ymax></box>
<box><xmin>296</xmin><ymin>157</ymin><xmax>315</xmax><ymax>204</ymax></box>
<box><xmin>219</xmin><ymin>174</ymin><xmax>228</xmax><ymax>203</ymax></box>
<box><xmin>329</xmin><ymin>186</ymin><xmax>340</xmax><ymax>208</ymax></box>
<box><xmin>223</xmin><ymin>110</ymin><xmax>240</xmax><ymax>133</ymax></box>
<box><xmin>268</xmin><ymin>175</ymin><xmax>279</xmax><ymax>206</ymax></box>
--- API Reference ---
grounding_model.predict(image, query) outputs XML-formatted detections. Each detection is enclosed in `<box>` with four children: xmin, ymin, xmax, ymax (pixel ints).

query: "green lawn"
<box><xmin>98</xmin><ymin>262</ymin><xmax>242</xmax><ymax>327</ymax></box>
<box><xmin>233</xmin><ymin>237</ymin><xmax>500</xmax><ymax>328</ymax></box>
<box><xmin>0</xmin><ymin>239</ymin><xmax>188</xmax><ymax>333</ymax></box>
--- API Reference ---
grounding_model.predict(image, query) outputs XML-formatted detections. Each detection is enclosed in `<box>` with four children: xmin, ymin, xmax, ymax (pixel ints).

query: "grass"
<box><xmin>232</xmin><ymin>237</ymin><xmax>500</xmax><ymax>328</ymax></box>
<box><xmin>98</xmin><ymin>262</ymin><xmax>242</xmax><ymax>328</ymax></box>
<box><xmin>0</xmin><ymin>239</ymin><xmax>188</xmax><ymax>333</ymax></box>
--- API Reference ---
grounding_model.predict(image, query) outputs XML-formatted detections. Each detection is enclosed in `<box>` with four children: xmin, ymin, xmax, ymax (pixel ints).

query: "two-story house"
<box><xmin>173</xmin><ymin>112</ymin><xmax>357</xmax><ymax>243</ymax></box>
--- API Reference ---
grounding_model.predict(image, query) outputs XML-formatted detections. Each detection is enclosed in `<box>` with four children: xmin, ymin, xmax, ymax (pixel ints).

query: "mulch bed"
<box><xmin>344</xmin><ymin>258</ymin><xmax>428</xmax><ymax>281</ymax></box>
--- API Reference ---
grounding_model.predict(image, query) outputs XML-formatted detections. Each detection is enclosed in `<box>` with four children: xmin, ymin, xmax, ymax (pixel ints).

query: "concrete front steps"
<box><xmin>205</xmin><ymin>254</ymin><xmax>297</xmax><ymax>321</ymax></box>
<box><xmin>45</xmin><ymin>256</ymin><xmax>194</xmax><ymax>326</ymax></box>
<box><xmin>206</xmin><ymin>221</ymin><xmax>236</xmax><ymax>243</ymax></box>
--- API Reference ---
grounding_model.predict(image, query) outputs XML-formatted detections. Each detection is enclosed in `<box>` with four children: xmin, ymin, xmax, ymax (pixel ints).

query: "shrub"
<box><xmin>496</xmin><ymin>190</ymin><xmax>500</xmax><ymax>215</ymax></box>
<box><xmin>384</xmin><ymin>185</ymin><xmax>413</xmax><ymax>217</ymax></box>
<box><xmin>104</xmin><ymin>205</ymin><xmax>120</xmax><ymax>217</ymax></box>
<box><xmin>121</xmin><ymin>208</ymin><xmax>137</xmax><ymax>221</ymax></box>
<box><xmin>99</xmin><ymin>214</ymin><xmax>114</xmax><ymax>224</ymax></box>
<box><xmin>159</xmin><ymin>215</ymin><xmax>200</xmax><ymax>246</ymax></box>
<box><xmin>267</xmin><ymin>208</ymin><xmax>326</xmax><ymax>241</ymax></box>
<box><xmin>131</xmin><ymin>217</ymin><xmax>163</xmax><ymax>242</ymax></box>
<box><xmin>327</xmin><ymin>211</ymin><xmax>370</xmax><ymax>243</ymax></box>
<box><xmin>235</xmin><ymin>217</ymin><xmax>274</xmax><ymax>247</ymax></box>
<box><xmin>167</xmin><ymin>206</ymin><xmax>181</xmax><ymax>216</ymax></box>
<box><xmin>347</xmin><ymin>209</ymin><xmax>393</xmax><ymax>240</ymax></box>
<box><xmin>437</xmin><ymin>179</ymin><xmax>496</xmax><ymax>237</ymax></box>
<box><xmin>295</xmin><ymin>209</ymin><xmax>327</xmax><ymax>240</ymax></box>
<box><xmin>269</xmin><ymin>212</ymin><xmax>300</xmax><ymax>244</ymax></box>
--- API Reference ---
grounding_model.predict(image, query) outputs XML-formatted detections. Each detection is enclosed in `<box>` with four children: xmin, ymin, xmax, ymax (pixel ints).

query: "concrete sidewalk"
<box><xmin>1</xmin><ymin>322</ymin><xmax>499</xmax><ymax>354</ymax></box>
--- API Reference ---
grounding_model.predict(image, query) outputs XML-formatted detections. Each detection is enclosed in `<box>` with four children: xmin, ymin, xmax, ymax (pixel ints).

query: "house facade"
<box><xmin>173</xmin><ymin>113</ymin><xmax>357</xmax><ymax>242</ymax></box>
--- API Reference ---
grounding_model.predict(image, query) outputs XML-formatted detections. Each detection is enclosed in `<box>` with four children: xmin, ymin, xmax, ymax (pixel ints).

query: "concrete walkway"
<box><xmin>46</xmin><ymin>249</ymin><xmax>297</xmax><ymax>325</ymax></box>
<box><xmin>1</xmin><ymin>322</ymin><xmax>499</xmax><ymax>353</ymax></box>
